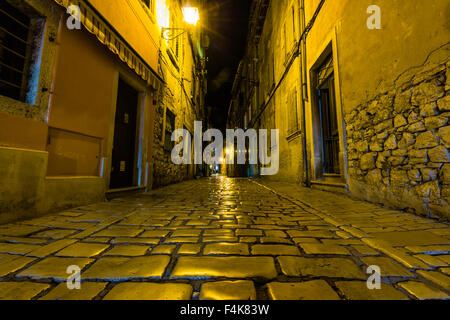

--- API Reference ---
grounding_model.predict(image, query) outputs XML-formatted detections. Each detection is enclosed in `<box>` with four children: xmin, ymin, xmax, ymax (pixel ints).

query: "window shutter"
<box><xmin>288</xmin><ymin>88</ymin><xmax>299</xmax><ymax>135</ymax></box>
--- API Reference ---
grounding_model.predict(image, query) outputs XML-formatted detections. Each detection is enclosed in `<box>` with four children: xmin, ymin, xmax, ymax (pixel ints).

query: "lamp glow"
<box><xmin>182</xmin><ymin>6</ymin><xmax>200</xmax><ymax>26</ymax></box>
<box><xmin>156</xmin><ymin>0</ymin><xmax>170</xmax><ymax>29</ymax></box>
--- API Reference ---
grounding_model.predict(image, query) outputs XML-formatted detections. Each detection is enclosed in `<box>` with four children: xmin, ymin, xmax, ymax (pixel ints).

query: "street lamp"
<box><xmin>182</xmin><ymin>6</ymin><xmax>200</xmax><ymax>26</ymax></box>
<box><xmin>161</xmin><ymin>5</ymin><xmax>200</xmax><ymax>40</ymax></box>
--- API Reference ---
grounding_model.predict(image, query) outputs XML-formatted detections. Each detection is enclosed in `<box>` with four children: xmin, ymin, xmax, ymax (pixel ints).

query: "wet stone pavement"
<box><xmin>0</xmin><ymin>176</ymin><xmax>449</xmax><ymax>300</ymax></box>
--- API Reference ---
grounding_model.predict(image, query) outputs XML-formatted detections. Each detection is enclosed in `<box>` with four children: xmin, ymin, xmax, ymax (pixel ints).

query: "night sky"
<box><xmin>206</xmin><ymin>0</ymin><xmax>252</xmax><ymax>132</ymax></box>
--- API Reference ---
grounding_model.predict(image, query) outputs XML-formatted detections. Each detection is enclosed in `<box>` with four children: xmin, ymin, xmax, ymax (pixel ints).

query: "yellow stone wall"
<box><xmin>259</xmin><ymin>0</ymin><xmax>305</xmax><ymax>184</ymax></box>
<box><xmin>302</xmin><ymin>0</ymin><xmax>449</xmax><ymax>218</ymax></box>
<box><xmin>230</xmin><ymin>0</ymin><xmax>306</xmax><ymax>184</ymax></box>
<box><xmin>151</xmin><ymin>0</ymin><xmax>206</xmax><ymax>188</ymax></box>
<box><xmin>231</xmin><ymin>0</ymin><xmax>449</xmax><ymax>219</ymax></box>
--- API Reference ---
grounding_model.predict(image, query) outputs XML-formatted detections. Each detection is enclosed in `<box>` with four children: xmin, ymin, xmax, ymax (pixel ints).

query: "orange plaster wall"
<box><xmin>47</xmin><ymin>23</ymin><xmax>116</xmax><ymax>176</ymax></box>
<box><xmin>49</xmin><ymin>22</ymin><xmax>116</xmax><ymax>148</ymax></box>
<box><xmin>88</xmin><ymin>0</ymin><xmax>160</xmax><ymax>71</ymax></box>
<box><xmin>47</xmin><ymin>127</ymin><xmax>102</xmax><ymax>176</ymax></box>
<box><xmin>46</xmin><ymin>1</ymin><xmax>160</xmax><ymax>178</ymax></box>
<box><xmin>0</xmin><ymin>113</ymin><xmax>48</xmax><ymax>151</ymax></box>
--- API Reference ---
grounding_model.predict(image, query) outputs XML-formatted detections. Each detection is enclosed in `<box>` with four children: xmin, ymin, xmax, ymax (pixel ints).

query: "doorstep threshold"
<box><xmin>106</xmin><ymin>186</ymin><xmax>147</xmax><ymax>194</ymax></box>
<box><xmin>310</xmin><ymin>180</ymin><xmax>347</xmax><ymax>188</ymax></box>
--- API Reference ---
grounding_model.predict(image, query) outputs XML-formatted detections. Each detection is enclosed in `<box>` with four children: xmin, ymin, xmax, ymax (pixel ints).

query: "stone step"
<box><xmin>310</xmin><ymin>180</ymin><xmax>348</xmax><ymax>195</ymax></box>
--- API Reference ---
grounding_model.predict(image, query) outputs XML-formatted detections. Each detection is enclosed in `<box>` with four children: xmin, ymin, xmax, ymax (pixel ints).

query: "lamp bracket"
<box><xmin>161</xmin><ymin>27</ymin><xmax>187</xmax><ymax>40</ymax></box>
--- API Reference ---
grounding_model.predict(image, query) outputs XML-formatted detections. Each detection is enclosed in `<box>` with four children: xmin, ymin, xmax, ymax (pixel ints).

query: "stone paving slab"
<box><xmin>103</xmin><ymin>283</ymin><xmax>193</xmax><ymax>300</ymax></box>
<box><xmin>199</xmin><ymin>280</ymin><xmax>257</xmax><ymax>300</ymax></box>
<box><xmin>0</xmin><ymin>255</ymin><xmax>37</xmax><ymax>277</ymax></box>
<box><xmin>335</xmin><ymin>281</ymin><xmax>409</xmax><ymax>300</ymax></box>
<box><xmin>266</xmin><ymin>280</ymin><xmax>340</xmax><ymax>300</ymax></box>
<box><xmin>39</xmin><ymin>282</ymin><xmax>108</xmax><ymax>300</ymax></box>
<box><xmin>170</xmin><ymin>256</ymin><xmax>278</xmax><ymax>280</ymax></box>
<box><xmin>16</xmin><ymin>257</ymin><xmax>94</xmax><ymax>281</ymax></box>
<box><xmin>278</xmin><ymin>256</ymin><xmax>367</xmax><ymax>279</ymax></box>
<box><xmin>0</xmin><ymin>282</ymin><xmax>50</xmax><ymax>300</ymax></box>
<box><xmin>82</xmin><ymin>256</ymin><xmax>170</xmax><ymax>281</ymax></box>
<box><xmin>0</xmin><ymin>177</ymin><xmax>449</xmax><ymax>300</ymax></box>
<box><xmin>398</xmin><ymin>281</ymin><xmax>450</xmax><ymax>300</ymax></box>
<box><xmin>55</xmin><ymin>243</ymin><xmax>110</xmax><ymax>258</ymax></box>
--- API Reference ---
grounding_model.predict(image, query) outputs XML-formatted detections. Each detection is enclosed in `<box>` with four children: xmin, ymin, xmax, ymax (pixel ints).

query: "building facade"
<box><xmin>151</xmin><ymin>0</ymin><xmax>207</xmax><ymax>188</ymax></box>
<box><xmin>228</xmin><ymin>0</ymin><xmax>449</xmax><ymax>220</ymax></box>
<box><xmin>0</xmin><ymin>0</ymin><xmax>207</xmax><ymax>223</ymax></box>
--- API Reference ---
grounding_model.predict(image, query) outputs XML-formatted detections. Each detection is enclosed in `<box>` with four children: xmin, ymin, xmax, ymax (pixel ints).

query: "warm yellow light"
<box><xmin>182</xmin><ymin>6</ymin><xmax>200</xmax><ymax>26</ymax></box>
<box><xmin>218</xmin><ymin>157</ymin><xmax>225</xmax><ymax>164</ymax></box>
<box><xmin>156</xmin><ymin>0</ymin><xmax>170</xmax><ymax>30</ymax></box>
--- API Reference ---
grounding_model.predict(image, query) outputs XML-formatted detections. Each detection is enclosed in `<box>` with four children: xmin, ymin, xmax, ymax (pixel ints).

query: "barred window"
<box><xmin>169</xmin><ymin>12</ymin><xmax>181</xmax><ymax>60</ymax></box>
<box><xmin>191</xmin><ymin>71</ymin><xmax>196</xmax><ymax>98</ymax></box>
<box><xmin>141</xmin><ymin>0</ymin><xmax>155</xmax><ymax>13</ymax></box>
<box><xmin>0</xmin><ymin>1</ymin><xmax>35</xmax><ymax>102</ymax></box>
<box><xmin>164</xmin><ymin>108</ymin><xmax>176</xmax><ymax>152</ymax></box>
<box><xmin>287</xmin><ymin>88</ymin><xmax>299</xmax><ymax>135</ymax></box>
<box><xmin>292</xmin><ymin>5</ymin><xmax>296</xmax><ymax>38</ymax></box>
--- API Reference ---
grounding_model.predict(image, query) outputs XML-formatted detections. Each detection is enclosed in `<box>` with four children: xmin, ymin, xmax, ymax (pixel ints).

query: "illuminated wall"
<box><xmin>151</xmin><ymin>0</ymin><xmax>207</xmax><ymax>188</ymax></box>
<box><xmin>231</xmin><ymin>0</ymin><xmax>449</xmax><ymax>219</ymax></box>
<box><xmin>0</xmin><ymin>0</ymin><xmax>162</xmax><ymax>223</ymax></box>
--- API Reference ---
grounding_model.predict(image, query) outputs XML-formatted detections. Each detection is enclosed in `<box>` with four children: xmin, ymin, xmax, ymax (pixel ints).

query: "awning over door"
<box><xmin>53</xmin><ymin>0</ymin><xmax>163</xmax><ymax>91</ymax></box>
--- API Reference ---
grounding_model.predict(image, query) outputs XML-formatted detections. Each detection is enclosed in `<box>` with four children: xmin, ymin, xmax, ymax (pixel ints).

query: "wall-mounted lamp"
<box><xmin>161</xmin><ymin>6</ymin><xmax>200</xmax><ymax>40</ymax></box>
<box><xmin>182</xmin><ymin>6</ymin><xmax>200</xmax><ymax>26</ymax></box>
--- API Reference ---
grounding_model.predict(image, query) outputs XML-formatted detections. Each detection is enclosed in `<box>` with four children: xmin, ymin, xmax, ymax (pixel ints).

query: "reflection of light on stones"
<box><xmin>2</xmin><ymin>177</ymin><xmax>449</xmax><ymax>300</ymax></box>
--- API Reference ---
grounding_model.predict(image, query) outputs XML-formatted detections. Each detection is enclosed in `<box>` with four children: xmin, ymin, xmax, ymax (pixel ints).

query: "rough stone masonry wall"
<box><xmin>346</xmin><ymin>57</ymin><xmax>450</xmax><ymax>220</ymax></box>
<box><xmin>152</xmin><ymin>84</ymin><xmax>190</xmax><ymax>189</ymax></box>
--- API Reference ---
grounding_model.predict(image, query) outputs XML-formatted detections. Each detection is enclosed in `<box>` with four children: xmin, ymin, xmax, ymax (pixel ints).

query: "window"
<box><xmin>287</xmin><ymin>88</ymin><xmax>299</xmax><ymax>136</ymax></box>
<box><xmin>292</xmin><ymin>5</ymin><xmax>296</xmax><ymax>38</ymax></box>
<box><xmin>191</xmin><ymin>71</ymin><xmax>196</xmax><ymax>98</ymax></box>
<box><xmin>183</xmin><ymin>125</ymin><xmax>192</xmax><ymax>169</ymax></box>
<box><xmin>141</xmin><ymin>0</ymin><xmax>155</xmax><ymax>13</ymax></box>
<box><xmin>281</xmin><ymin>5</ymin><xmax>296</xmax><ymax>65</ymax></box>
<box><xmin>169</xmin><ymin>12</ymin><xmax>180</xmax><ymax>60</ymax></box>
<box><xmin>269</xmin><ymin>52</ymin><xmax>274</xmax><ymax>90</ymax></box>
<box><xmin>164</xmin><ymin>108</ymin><xmax>176</xmax><ymax>152</ymax></box>
<box><xmin>263</xmin><ymin>38</ymin><xmax>274</xmax><ymax>98</ymax></box>
<box><xmin>0</xmin><ymin>1</ymin><xmax>40</xmax><ymax>103</ymax></box>
<box><xmin>282</xmin><ymin>23</ymin><xmax>287</xmax><ymax>62</ymax></box>
<box><xmin>316</xmin><ymin>54</ymin><xmax>340</xmax><ymax>174</ymax></box>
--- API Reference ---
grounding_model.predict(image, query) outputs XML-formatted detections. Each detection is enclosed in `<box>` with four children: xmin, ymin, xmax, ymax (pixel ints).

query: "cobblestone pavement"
<box><xmin>0</xmin><ymin>176</ymin><xmax>449</xmax><ymax>300</ymax></box>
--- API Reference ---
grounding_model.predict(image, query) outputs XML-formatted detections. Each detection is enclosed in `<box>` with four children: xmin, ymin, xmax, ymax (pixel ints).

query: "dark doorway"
<box><xmin>110</xmin><ymin>78</ymin><xmax>139</xmax><ymax>189</ymax></box>
<box><xmin>317</xmin><ymin>56</ymin><xmax>340</xmax><ymax>175</ymax></box>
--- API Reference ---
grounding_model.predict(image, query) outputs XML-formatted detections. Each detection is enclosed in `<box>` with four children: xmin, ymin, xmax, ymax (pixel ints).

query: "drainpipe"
<box><xmin>299</xmin><ymin>0</ymin><xmax>310</xmax><ymax>187</ymax></box>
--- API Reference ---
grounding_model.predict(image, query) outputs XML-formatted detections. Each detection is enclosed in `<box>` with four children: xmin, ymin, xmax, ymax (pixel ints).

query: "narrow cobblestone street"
<box><xmin>0</xmin><ymin>176</ymin><xmax>449</xmax><ymax>300</ymax></box>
